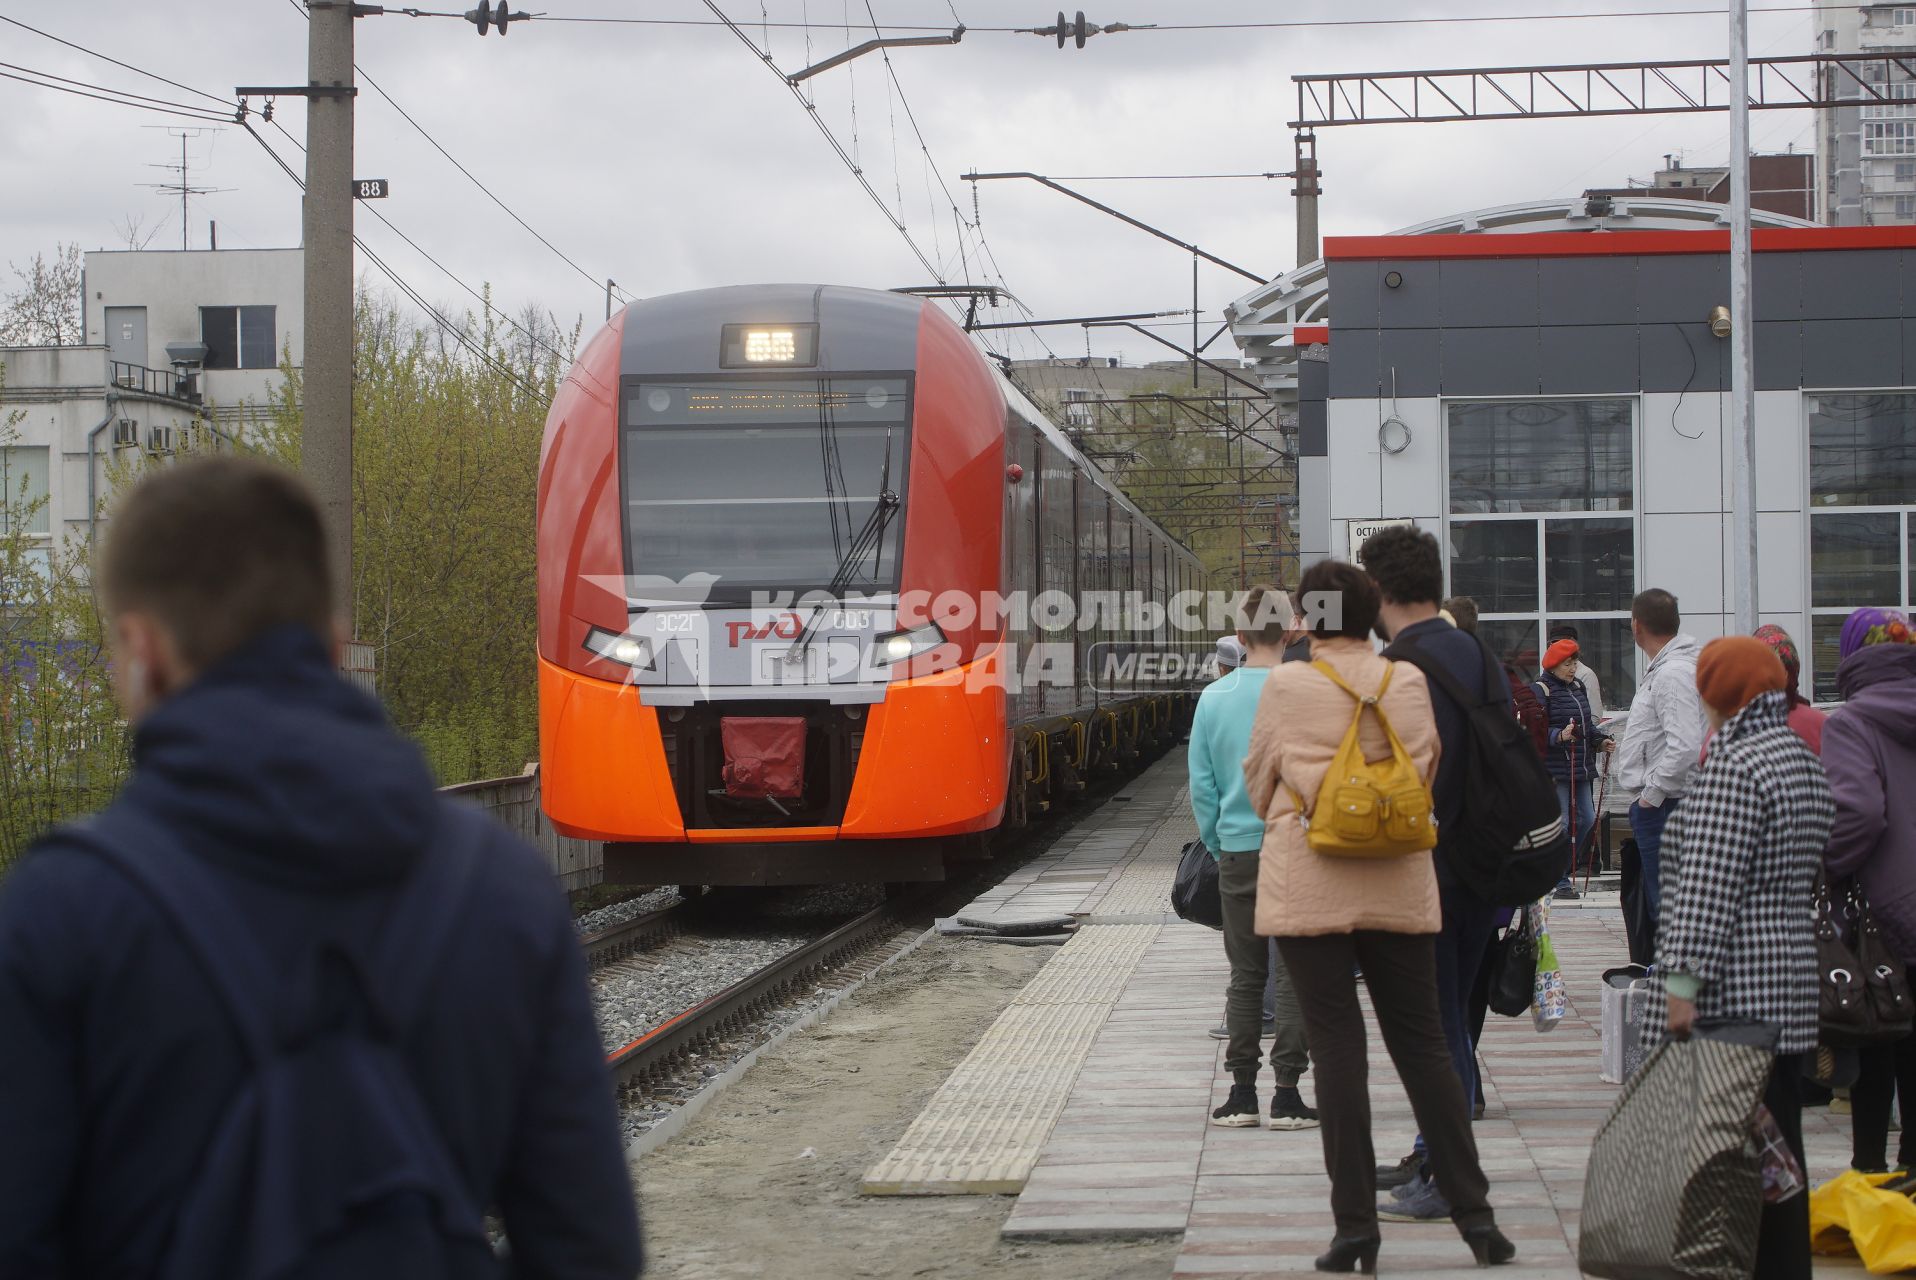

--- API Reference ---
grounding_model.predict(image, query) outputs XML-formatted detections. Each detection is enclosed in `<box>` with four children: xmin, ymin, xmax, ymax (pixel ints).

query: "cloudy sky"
<box><xmin>0</xmin><ymin>1</ymin><xmax>1816</xmax><ymax>366</ymax></box>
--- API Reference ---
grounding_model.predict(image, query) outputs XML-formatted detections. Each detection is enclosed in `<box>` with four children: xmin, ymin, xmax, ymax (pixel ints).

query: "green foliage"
<box><xmin>259</xmin><ymin>291</ymin><xmax>573</xmax><ymax>785</ymax></box>
<box><xmin>0</xmin><ymin>366</ymin><xmax>129</xmax><ymax>868</ymax></box>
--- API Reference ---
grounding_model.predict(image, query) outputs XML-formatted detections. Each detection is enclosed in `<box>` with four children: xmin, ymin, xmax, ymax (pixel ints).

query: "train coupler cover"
<box><xmin>719</xmin><ymin>717</ymin><xmax>806</xmax><ymax>800</ymax></box>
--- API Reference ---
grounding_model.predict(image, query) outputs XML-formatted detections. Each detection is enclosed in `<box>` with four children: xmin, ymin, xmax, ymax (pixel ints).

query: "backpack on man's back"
<box><xmin>1386</xmin><ymin>632</ymin><xmax>1569</xmax><ymax>906</ymax></box>
<box><xmin>64</xmin><ymin>803</ymin><xmax>500</xmax><ymax>1280</ymax></box>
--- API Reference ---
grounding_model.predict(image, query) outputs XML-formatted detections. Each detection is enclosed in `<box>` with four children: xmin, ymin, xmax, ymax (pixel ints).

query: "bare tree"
<box><xmin>0</xmin><ymin>244</ymin><xmax>84</xmax><ymax>347</ymax></box>
<box><xmin>111</xmin><ymin>212</ymin><xmax>164</xmax><ymax>252</ymax></box>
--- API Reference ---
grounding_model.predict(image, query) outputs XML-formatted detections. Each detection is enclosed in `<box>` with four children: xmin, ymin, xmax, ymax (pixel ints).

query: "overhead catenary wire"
<box><xmin>242</xmin><ymin>121</ymin><xmax>548</xmax><ymax>401</ymax></box>
<box><xmin>520</xmin><ymin>5</ymin><xmax>1828</xmax><ymax>31</ymax></box>
<box><xmin>0</xmin><ymin>15</ymin><xmax>235</xmax><ymax>108</ymax></box>
<box><xmin>277</xmin><ymin>0</ymin><xmax>630</xmax><ymax>307</ymax></box>
<box><xmin>0</xmin><ymin>63</ymin><xmax>231</xmax><ymax>123</ymax></box>
<box><xmin>265</xmin><ymin>118</ymin><xmax>576</xmax><ymax>369</ymax></box>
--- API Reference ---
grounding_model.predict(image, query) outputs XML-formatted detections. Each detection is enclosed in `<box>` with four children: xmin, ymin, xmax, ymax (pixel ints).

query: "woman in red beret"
<box><xmin>1534</xmin><ymin>637</ymin><xmax>1611</xmax><ymax>898</ymax></box>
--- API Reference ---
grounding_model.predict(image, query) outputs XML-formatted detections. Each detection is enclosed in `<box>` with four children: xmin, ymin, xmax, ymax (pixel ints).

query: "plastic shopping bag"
<box><xmin>1532</xmin><ymin>931</ymin><xmax>1567</xmax><ymax>1032</ymax></box>
<box><xmin>1753</xmin><ymin>1104</ymin><xmax>1805</xmax><ymax>1204</ymax></box>
<box><xmin>1842</xmin><ymin>1171</ymin><xmax>1916</xmax><ymax>1272</ymax></box>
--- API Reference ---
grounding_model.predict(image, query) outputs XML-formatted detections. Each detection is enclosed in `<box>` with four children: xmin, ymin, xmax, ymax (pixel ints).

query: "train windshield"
<box><xmin>622</xmin><ymin>377</ymin><xmax>911</xmax><ymax>599</ymax></box>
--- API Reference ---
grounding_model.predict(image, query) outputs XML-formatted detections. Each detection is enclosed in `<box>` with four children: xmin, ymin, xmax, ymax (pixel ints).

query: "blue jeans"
<box><xmin>1556</xmin><ymin>778</ymin><xmax>1597</xmax><ymax>879</ymax></box>
<box><xmin>1629</xmin><ymin>798</ymin><xmax>1675</xmax><ymax>923</ymax></box>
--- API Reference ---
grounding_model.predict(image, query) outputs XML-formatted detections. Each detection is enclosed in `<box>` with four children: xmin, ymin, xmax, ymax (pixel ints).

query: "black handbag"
<box><xmin>1488</xmin><ymin>910</ymin><xmax>1539</xmax><ymax>1018</ymax></box>
<box><xmin>1172</xmin><ymin>840</ymin><xmax>1223</xmax><ymax>930</ymax></box>
<box><xmin>1818</xmin><ymin>873</ymin><xmax>1915</xmax><ymax>1048</ymax></box>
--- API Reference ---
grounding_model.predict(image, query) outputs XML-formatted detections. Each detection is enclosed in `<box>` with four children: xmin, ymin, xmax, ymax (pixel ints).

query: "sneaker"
<box><xmin>1472</xmin><ymin>1101</ymin><xmax>1486</xmax><ymax>1121</ymax></box>
<box><xmin>1833</xmin><ymin>1095</ymin><xmax>1854</xmax><ymax>1116</ymax></box>
<box><xmin>1269</xmin><ymin>1086</ymin><xmax>1320</xmax><ymax>1130</ymax></box>
<box><xmin>1554</xmin><ymin>880</ymin><xmax>1582</xmax><ymax>901</ymax></box>
<box><xmin>1378</xmin><ymin>1174</ymin><xmax>1452</xmax><ymax>1222</ymax></box>
<box><xmin>1211</xmin><ymin>1083</ymin><xmax>1261</xmax><ymax>1127</ymax></box>
<box><xmin>1389</xmin><ymin>1168</ymin><xmax>1429</xmax><ymax>1201</ymax></box>
<box><xmin>1207</xmin><ymin>1020</ymin><xmax>1276</xmax><ymax>1040</ymax></box>
<box><xmin>1375</xmin><ymin>1149</ymin><xmax>1423</xmax><ymax>1189</ymax></box>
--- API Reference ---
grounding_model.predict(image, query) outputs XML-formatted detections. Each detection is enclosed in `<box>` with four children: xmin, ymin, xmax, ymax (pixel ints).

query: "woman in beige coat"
<box><xmin>1243</xmin><ymin>559</ymin><xmax>1512</xmax><ymax>1273</ymax></box>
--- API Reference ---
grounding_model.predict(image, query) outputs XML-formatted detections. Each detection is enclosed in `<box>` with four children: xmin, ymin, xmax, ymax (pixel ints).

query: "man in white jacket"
<box><xmin>1614</xmin><ymin>588</ymin><xmax>1708</xmax><ymax>924</ymax></box>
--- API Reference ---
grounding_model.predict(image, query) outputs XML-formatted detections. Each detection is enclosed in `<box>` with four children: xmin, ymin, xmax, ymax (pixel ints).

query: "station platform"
<box><xmin>863</xmin><ymin>746</ymin><xmax>1867</xmax><ymax>1276</ymax></box>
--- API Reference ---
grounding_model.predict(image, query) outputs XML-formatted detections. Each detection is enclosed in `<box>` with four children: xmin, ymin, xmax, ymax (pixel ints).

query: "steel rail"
<box><xmin>605</xmin><ymin>899</ymin><xmax>913</xmax><ymax>1089</ymax></box>
<box><xmin>580</xmin><ymin>906</ymin><xmax>686</xmax><ymax>970</ymax></box>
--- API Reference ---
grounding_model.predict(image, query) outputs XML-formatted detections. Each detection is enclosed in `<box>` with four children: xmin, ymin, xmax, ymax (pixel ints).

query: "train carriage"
<box><xmin>537</xmin><ymin>284</ymin><xmax>1204</xmax><ymax>885</ymax></box>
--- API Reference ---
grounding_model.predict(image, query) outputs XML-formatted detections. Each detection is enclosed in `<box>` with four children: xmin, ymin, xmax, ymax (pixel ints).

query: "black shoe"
<box><xmin>1375</xmin><ymin>1149</ymin><xmax>1423</xmax><ymax>1189</ymax></box>
<box><xmin>1315</xmin><ymin>1233</ymin><xmax>1380</xmax><ymax>1273</ymax></box>
<box><xmin>1553</xmin><ymin>880</ymin><xmax>1581</xmax><ymax>901</ymax></box>
<box><xmin>1269</xmin><ymin>1086</ymin><xmax>1321</xmax><ymax>1130</ymax></box>
<box><xmin>1461</xmin><ymin>1223</ymin><xmax>1516</xmax><ymax>1266</ymax></box>
<box><xmin>1210</xmin><ymin>1082</ymin><xmax>1260</xmax><ymax>1127</ymax></box>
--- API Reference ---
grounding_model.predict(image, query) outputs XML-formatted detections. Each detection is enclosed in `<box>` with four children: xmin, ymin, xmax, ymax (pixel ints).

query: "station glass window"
<box><xmin>200</xmin><ymin>305</ymin><xmax>277</xmax><ymax>370</ymax></box>
<box><xmin>1446</xmin><ymin>398</ymin><xmax>1638</xmax><ymax>708</ymax></box>
<box><xmin>1808</xmin><ymin>392</ymin><xmax>1916</xmax><ymax>699</ymax></box>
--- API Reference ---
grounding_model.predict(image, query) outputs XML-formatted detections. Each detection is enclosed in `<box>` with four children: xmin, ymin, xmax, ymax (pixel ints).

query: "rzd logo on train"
<box><xmin>725</xmin><ymin>614</ymin><xmax>804</xmax><ymax>646</ymax></box>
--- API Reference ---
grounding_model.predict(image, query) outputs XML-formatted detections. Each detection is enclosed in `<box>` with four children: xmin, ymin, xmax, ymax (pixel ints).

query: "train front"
<box><xmin>536</xmin><ymin>285</ymin><xmax>1011</xmax><ymax>885</ymax></box>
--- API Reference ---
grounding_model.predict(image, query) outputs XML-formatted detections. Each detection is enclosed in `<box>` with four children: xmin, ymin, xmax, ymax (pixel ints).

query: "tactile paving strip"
<box><xmin>860</xmin><ymin>923</ymin><xmax>1161</xmax><ymax>1195</ymax></box>
<box><xmin>1084</xmin><ymin>817</ymin><xmax>1192</xmax><ymax>918</ymax></box>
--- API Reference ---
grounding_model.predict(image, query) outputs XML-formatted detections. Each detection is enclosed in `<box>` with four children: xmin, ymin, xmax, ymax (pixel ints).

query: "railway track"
<box><xmin>580</xmin><ymin>905</ymin><xmax>685</xmax><ymax>970</ymax></box>
<box><xmin>603</xmin><ymin>896</ymin><xmax>921</xmax><ymax>1096</ymax></box>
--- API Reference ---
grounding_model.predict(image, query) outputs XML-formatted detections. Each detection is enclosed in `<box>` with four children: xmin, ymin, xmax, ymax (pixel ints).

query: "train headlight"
<box><xmin>582</xmin><ymin>627</ymin><xmax>655</xmax><ymax>670</ymax></box>
<box><xmin>873</xmin><ymin>623</ymin><xmax>945</xmax><ymax>666</ymax></box>
<box><xmin>744</xmin><ymin>329</ymin><xmax>797</xmax><ymax>363</ymax></box>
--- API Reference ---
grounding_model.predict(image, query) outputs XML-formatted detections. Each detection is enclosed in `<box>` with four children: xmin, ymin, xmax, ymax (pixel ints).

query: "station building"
<box><xmin>1228</xmin><ymin>197</ymin><xmax>1916</xmax><ymax>706</ymax></box>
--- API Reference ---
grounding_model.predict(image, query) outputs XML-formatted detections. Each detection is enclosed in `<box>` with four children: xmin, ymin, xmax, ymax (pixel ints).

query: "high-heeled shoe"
<box><xmin>1460</xmin><ymin>1223</ymin><xmax>1515</xmax><ymax>1266</ymax></box>
<box><xmin>1315</xmin><ymin>1232</ymin><xmax>1381</xmax><ymax>1273</ymax></box>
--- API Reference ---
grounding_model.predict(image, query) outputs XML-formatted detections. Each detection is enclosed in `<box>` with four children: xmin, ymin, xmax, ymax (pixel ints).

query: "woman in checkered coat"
<box><xmin>1646</xmin><ymin>636</ymin><xmax>1834</xmax><ymax>1280</ymax></box>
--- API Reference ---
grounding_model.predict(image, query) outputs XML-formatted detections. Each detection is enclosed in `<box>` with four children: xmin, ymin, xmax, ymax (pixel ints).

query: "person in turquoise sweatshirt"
<box><xmin>1190</xmin><ymin>584</ymin><xmax>1318</xmax><ymax>1131</ymax></box>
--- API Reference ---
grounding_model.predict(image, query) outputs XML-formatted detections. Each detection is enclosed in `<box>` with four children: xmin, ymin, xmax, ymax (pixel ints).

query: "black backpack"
<box><xmin>66</xmin><ymin>803</ymin><xmax>497</xmax><ymax>1280</ymax></box>
<box><xmin>1385</xmin><ymin>632</ymin><xmax>1569</xmax><ymax>907</ymax></box>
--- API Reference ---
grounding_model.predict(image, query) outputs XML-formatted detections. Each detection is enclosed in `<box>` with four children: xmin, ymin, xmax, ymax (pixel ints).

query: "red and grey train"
<box><xmin>536</xmin><ymin>284</ymin><xmax>1203</xmax><ymax>885</ymax></box>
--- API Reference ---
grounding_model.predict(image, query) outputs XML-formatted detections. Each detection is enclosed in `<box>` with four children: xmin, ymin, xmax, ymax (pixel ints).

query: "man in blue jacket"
<box><xmin>1190</xmin><ymin>585</ymin><xmax>1317</xmax><ymax>1131</ymax></box>
<box><xmin>0</xmin><ymin>458</ymin><xmax>643</xmax><ymax>1278</ymax></box>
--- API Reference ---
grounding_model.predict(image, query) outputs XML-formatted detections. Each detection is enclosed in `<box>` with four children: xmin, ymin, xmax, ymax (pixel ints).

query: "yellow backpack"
<box><xmin>1286</xmin><ymin>661</ymin><xmax>1437</xmax><ymax>858</ymax></box>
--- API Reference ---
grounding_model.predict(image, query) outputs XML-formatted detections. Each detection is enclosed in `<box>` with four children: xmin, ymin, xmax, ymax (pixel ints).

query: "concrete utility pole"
<box><xmin>1291</xmin><ymin>132</ymin><xmax>1320</xmax><ymax>267</ymax></box>
<box><xmin>1729</xmin><ymin>0</ymin><xmax>1759</xmax><ymax>634</ymax></box>
<box><xmin>303</xmin><ymin>0</ymin><xmax>356</xmax><ymax>618</ymax></box>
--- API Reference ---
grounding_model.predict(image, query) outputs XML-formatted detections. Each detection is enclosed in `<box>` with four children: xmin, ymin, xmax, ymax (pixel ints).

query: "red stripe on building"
<box><xmin>1324</xmin><ymin>226</ymin><xmax>1916</xmax><ymax>261</ymax></box>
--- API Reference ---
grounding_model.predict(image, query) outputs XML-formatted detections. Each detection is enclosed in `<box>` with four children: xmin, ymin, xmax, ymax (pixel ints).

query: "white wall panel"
<box><xmin>1643</xmin><ymin>511</ymin><xmax>1725</xmax><ymax>615</ymax></box>
<box><xmin>1641</xmin><ymin>391</ymin><xmax>1724</xmax><ymax>515</ymax></box>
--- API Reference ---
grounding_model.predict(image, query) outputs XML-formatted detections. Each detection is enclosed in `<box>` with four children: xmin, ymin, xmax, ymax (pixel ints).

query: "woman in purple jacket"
<box><xmin>1824</xmin><ymin>607</ymin><xmax>1916</xmax><ymax>1173</ymax></box>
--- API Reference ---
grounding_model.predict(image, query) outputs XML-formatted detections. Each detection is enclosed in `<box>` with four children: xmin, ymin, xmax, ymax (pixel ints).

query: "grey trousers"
<box><xmin>1219</xmin><ymin>850</ymin><xmax>1310</xmax><ymax>1087</ymax></box>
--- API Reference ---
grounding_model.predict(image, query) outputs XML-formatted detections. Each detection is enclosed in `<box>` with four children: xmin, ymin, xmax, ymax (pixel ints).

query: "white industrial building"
<box><xmin>0</xmin><ymin>248</ymin><xmax>301</xmax><ymax>559</ymax></box>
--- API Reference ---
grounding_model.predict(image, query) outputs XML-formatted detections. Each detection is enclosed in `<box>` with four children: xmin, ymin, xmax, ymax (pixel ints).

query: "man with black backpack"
<box><xmin>0</xmin><ymin>458</ymin><xmax>642</xmax><ymax>1278</ymax></box>
<box><xmin>1360</xmin><ymin>526</ymin><xmax>1568</xmax><ymax>1224</ymax></box>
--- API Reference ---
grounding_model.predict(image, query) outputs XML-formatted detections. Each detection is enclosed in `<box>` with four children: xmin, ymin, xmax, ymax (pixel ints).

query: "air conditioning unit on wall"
<box><xmin>145</xmin><ymin>423</ymin><xmax>175</xmax><ymax>456</ymax></box>
<box><xmin>112</xmin><ymin>418</ymin><xmax>139</xmax><ymax>449</ymax></box>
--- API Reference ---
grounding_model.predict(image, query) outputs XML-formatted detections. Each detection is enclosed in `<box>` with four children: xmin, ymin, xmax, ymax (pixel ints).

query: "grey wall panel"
<box><xmin>1754</xmin><ymin>321</ymin><xmax>1802</xmax><ymax>391</ymax></box>
<box><xmin>1540</xmin><ymin>324</ymin><xmax>1640</xmax><ymax>394</ymax></box>
<box><xmin>1903</xmin><ymin>318</ymin><xmax>1916</xmax><ymax>386</ymax></box>
<box><xmin>1802</xmin><ymin>318</ymin><xmax>1903</xmax><ymax>389</ymax></box>
<box><xmin>1540</xmin><ymin>256</ymin><xmax>1637</xmax><ymax>326</ymax></box>
<box><xmin>1376</xmin><ymin>328</ymin><xmax>1442</xmax><ymax>398</ymax></box>
<box><xmin>1299</xmin><ymin>352</ymin><xmax>1329</xmax><ymax>401</ymax></box>
<box><xmin>1637</xmin><ymin>255</ymin><xmax>1729</xmax><ymax>323</ymax></box>
<box><xmin>1753</xmin><ymin>251</ymin><xmax>1803</xmax><ymax>321</ymax></box>
<box><xmin>1640</xmin><ymin>320</ymin><xmax>1726</xmax><ymax>394</ymax></box>
<box><xmin>1374</xmin><ymin>259</ymin><xmax>1441</xmax><ymax>328</ymax></box>
<box><xmin>1800</xmin><ymin>249</ymin><xmax>1901</xmax><ymax>320</ymax></box>
<box><xmin>1328</xmin><ymin>261</ymin><xmax>1381</xmax><ymax>329</ymax></box>
<box><xmin>1298</xmin><ymin>399</ymin><xmax>1328</xmax><ymax>457</ymax></box>
<box><xmin>1327</xmin><ymin>327</ymin><xmax>1381</xmax><ymax>399</ymax></box>
<box><xmin>1439</xmin><ymin>259</ymin><xmax>1540</xmax><ymax>327</ymax></box>
<box><xmin>1440</xmin><ymin>326</ymin><xmax>1541</xmax><ymax>396</ymax></box>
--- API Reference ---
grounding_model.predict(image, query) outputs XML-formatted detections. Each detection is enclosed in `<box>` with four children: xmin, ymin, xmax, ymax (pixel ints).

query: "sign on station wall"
<box><xmin>1348</xmin><ymin>517</ymin><xmax>1415</xmax><ymax>563</ymax></box>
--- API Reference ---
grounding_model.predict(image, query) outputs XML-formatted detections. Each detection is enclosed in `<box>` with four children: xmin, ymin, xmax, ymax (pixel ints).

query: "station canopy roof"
<box><xmin>1225</xmin><ymin>195</ymin><xmax>1819</xmax><ymax>395</ymax></box>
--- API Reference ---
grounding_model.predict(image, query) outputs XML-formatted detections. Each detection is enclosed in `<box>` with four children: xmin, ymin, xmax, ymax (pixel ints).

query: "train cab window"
<box><xmin>622</xmin><ymin>378</ymin><xmax>911</xmax><ymax>598</ymax></box>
